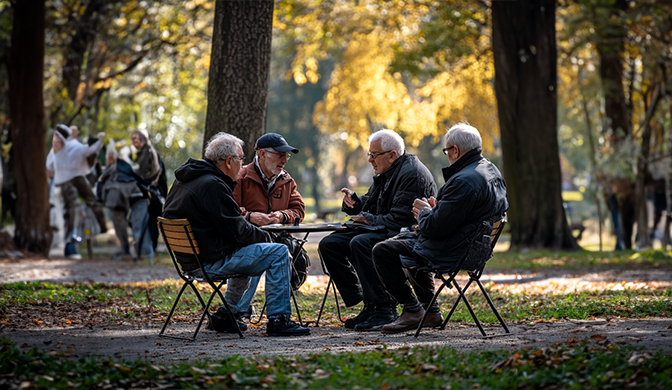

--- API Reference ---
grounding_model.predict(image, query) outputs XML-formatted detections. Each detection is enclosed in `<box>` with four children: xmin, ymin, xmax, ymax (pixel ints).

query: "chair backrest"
<box><xmin>459</xmin><ymin>216</ymin><xmax>506</xmax><ymax>273</ymax></box>
<box><xmin>157</xmin><ymin>217</ymin><xmax>200</xmax><ymax>255</ymax></box>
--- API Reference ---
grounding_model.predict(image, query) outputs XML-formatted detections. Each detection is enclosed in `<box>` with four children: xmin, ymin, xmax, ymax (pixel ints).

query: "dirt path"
<box><xmin>2</xmin><ymin>257</ymin><xmax>672</xmax><ymax>362</ymax></box>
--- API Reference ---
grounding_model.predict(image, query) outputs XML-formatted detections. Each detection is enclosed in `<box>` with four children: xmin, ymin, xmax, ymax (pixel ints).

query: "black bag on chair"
<box><xmin>273</xmin><ymin>231</ymin><xmax>310</xmax><ymax>291</ymax></box>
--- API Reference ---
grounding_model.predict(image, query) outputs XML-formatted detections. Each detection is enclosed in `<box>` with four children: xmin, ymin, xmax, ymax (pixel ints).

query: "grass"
<box><xmin>1</xmin><ymin>338</ymin><xmax>670</xmax><ymax>389</ymax></box>
<box><xmin>1</xmin><ymin>278</ymin><xmax>671</xmax><ymax>330</ymax></box>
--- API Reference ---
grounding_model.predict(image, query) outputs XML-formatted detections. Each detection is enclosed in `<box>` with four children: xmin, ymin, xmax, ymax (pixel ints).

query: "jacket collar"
<box><xmin>441</xmin><ymin>148</ymin><xmax>483</xmax><ymax>182</ymax></box>
<box><xmin>375</xmin><ymin>152</ymin><xmax>407</xmax><ymax>181</ymax></box>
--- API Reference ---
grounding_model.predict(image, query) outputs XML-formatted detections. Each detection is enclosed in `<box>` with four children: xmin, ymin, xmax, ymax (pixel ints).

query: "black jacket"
<box><xmin>344</xmin><ymin>153</ymin><xmax>437</xmax><ymax>236</ymax></box>
<box><xmin>163</xmin><ymin>158</ymin><xmax>272</xmax><ymax>270</ymax></box>
<box><xmin>413</xmin><ymin>148</ymin><xmax>508</xmax><ymax>267</ymax></box>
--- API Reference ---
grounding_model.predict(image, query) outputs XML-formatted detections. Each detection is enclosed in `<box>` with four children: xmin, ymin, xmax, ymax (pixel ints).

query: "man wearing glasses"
<box><xmin>225</xmin><ymin>133</ymin><xmax>305</xmax><ymax>326</ymax></box>
<box><xmin>163</xmin><ymin>132</ymin><xmax>309</xmax><ymax>337</ymax></box>
<box><xmin>319</xmin><ymin>129</ymin><xmax>437</xmax><ymax>331</ymax></box>
<box><xmin>371</xmin><ymin>123</ymin><xmax>508</xmax><ymax>333</ymax></box>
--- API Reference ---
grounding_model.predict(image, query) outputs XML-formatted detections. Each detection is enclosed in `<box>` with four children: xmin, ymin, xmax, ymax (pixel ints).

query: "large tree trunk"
<box><xmin>8</xmin><ymin>0</ymin><xmax>52</xmax><ymax>255</ymax></box>
<box><xmin>492</xmin><ymin>0</ymin><xmax>577</xmax><ymax>250</ymax></box>
<box><xmin>204</xmin><ymin>0</ymin><xmax>274</xmax><ymax>162</ymax></box>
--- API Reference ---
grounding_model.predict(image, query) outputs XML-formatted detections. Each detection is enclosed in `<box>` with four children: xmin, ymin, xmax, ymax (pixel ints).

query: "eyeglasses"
<box><xmin>442</xmin><ymin>145</ymin><xmax>455</xmax><ymax>155</ymax></box>
<box><xmin>266</xmin><ymin>150</ymin><xmax>290</xmax><ymax>160</ymax></box>
<box><xmin>367</xmin><ymin>150</ymin><xmax>392</xmax><ymax>159</ymax></box>
<box><xmin>232</xmin><ymin>155</ymin><xmax>245</xmax><ymax>161</ymax></box>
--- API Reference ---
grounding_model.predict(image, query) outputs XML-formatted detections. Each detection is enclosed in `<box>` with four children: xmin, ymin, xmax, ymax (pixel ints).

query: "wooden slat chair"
<box><xmin>157</xmin><ymin>217</ymin><xmax>243</xmax><ymax>340</ymax></box>
<box><xmin>413</xmin><ymin>217</ymin><xmax>510</xmax><ymax>338</ymax></box>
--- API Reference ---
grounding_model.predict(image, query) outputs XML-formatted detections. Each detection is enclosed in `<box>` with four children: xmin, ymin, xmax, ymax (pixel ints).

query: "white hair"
<box><xmin>205</xmin><ymin>132</ymin><xmax>244</xmax><ymax>165</ymax></box>
<box><xmin>445</xmin><ymin>122</ymin><xmax>482</xmax><ymax>152</ymax></box>
<box><xmin>368</xmin><ymin>129</ymin><xmax>404</xmax><ymax>155</ymax></box>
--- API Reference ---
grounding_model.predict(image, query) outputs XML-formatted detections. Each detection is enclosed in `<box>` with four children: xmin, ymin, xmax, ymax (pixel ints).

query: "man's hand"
<box><xmin>412</xmin><ymin>198</ymin><xmax>432</xmax><ymax>220</ymax></box>
<box><xmin>427</xmin><ymin>196</ymin><xmax>437</xmax><ymax>208</ymax></box>
<box><xmin>97</xmin><ymin>132</ymin><xmax>105</xmax><ymax>141</ymax></box>
<box><xmin>249</xmin><ymin>212</ymin><xmax>275</xmax><ymax>226</ymax></box>
<box><xmin>341</xmin><ymin>188</ymin><xmax>355</xmax><ymax>208</ymax></box>
<box><xmin>349</xmin><ymin>214</ymin><xmax>370</xmax><ymax>226</ymax></box>
<box><xmin>269</xmin><ymin>211</ymin><xmax>284</xmax><ymax>224</ymax></box>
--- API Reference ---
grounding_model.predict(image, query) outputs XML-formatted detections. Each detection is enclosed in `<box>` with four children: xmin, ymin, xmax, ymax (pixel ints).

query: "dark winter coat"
<box><xmin>412</xmin><ymin>148</ymin><xmax>508</xmax><ymax>268</ymax></box>
<box><xmin>163</xmin><ymin>158</ymin><xmax>272</xmax><ymax>271</ymax></box>
<box><xmin>344</xmin><ymin>153</ymin><xmax>437</xmax><ymax>236</ymax></box>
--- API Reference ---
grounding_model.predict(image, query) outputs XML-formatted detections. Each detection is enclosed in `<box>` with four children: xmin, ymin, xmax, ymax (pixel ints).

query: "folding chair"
<box><xmin>315</xmin><ymin>252</ymin><xmax>345</xmax><ymax>326</ymax></box>
<box><xmin>414</xmin><ymin>217</ymin><xmax>510</xmax><ymax>338</ymax></box>
<box><xmin>157</xmin><ymin>217</ymin><xmax>243</xmax><ymax>340</ymax></box>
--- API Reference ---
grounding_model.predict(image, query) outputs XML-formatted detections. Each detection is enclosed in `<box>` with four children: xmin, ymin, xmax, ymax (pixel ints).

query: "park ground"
<box><xmin>1</xmin><ymin>225</ymin><xmax>672</xmax><ymax>388</ymax></box>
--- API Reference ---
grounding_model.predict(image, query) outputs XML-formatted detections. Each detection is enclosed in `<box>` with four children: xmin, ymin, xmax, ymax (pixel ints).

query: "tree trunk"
<box><xmin>492</xmin><ymin>0</ymin><xmax>577</xmax><ymax>250</ymax></box>
<box><xmin>594</xmin><ymin>0</ymin><xmax>629</xmax><ymax>142</ymax></box>
<box><xmin>8</xmin><ymin>0</ymin><xmax>52</xmax><ymax>255</ymax></box>
<box><xmin>634</xmin><ymin>83</ymin><xmax>662</xmax><ymax>250</ymax></box>
<box><xmin>204</xmin><ymin>0</ymin><xmax>274</xmax><ymax>162</ymax></box>
<box><xmin>62</xmin><ymin>0</ymin><xmax>104</xmax><ymax>101</ymax></box>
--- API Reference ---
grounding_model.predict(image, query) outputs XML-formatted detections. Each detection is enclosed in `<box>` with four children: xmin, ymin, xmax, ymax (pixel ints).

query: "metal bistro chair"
<box><xmin>414</xmin><ymin>217</ymin><xmax>510</xmax><ymax>338</ymax></box>
<box><xmin>157</xmin><ymin>217</ymin><xmax>243</xmax><ymax>340</ymax></box>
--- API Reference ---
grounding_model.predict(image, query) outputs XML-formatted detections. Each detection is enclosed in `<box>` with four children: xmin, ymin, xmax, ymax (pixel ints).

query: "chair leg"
<box><xmin>316</xmin><ymin>277</ymin><xmax>344</xmax><ymax>326</ymax></box>
<box><xmin>443</xmin><ymin>279</ymin><xmax>474</xmax><ymax>327</ymax></box>
<box><xmin>213</xmin><ymin>282</ymin><xmax>244</xmax><ymax>339</ymax></box>
<box><xmin>452</xmin><ymin>279</ymin><xmax>487</xmax><ymax>337</ymax></box>
<box><xmin>250</xmin><ymin>302</ymin><xmax>267</xmax><ymax>324</ymax></box>
<box><xmin>159</xmin><ymin>281</ymin><xmax>190</xmax><ymax>337</ymax></box>
<box><xmin>291</xmin><ymin>289</ymin><xmax>303</xmax><ymax>326</ymax></box>
<box><xmin>414</xmin><ymin>281</ymin><xmax>448</xmax><ymax>337</ymax></box>
<box><xmin>475</xmin><ymin>279</ymin><xmax>510</xmax><ymax>334</ymax></box>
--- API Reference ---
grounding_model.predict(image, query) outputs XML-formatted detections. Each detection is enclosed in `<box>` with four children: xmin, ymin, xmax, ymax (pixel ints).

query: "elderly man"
<box><xmin>318</xmin><ymin>129</ymin><xmax>437</xmax><ymax>331</ymax></box>
<box><xmin>225</xmin><ymin>133</ymin><xmax>305</xmax><ymax>321</ymax></box>
<box><xmin>372</xmin><ymin>123</ymin><xmax>508</xmax><ymax>333</ymax></box>
<box><xmin>163</xmin><ymin>132</ymin><xmax>309</xmax><ymax>337</ymax></box>
<box><xmin>46</xmin><ymin>124</ymin><xmax>107</xmax><ymax>258</ymax></box>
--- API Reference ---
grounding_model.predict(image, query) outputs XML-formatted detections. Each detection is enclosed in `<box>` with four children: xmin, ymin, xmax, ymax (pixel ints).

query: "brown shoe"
<box><xmin>381</xmin><ymin>310</ymin><xmax>425</xmax><ymax>334</ymax></box>
<box><xmin>422</xmin><ymin>311</ymin><xmax>443</xmax><ymax>328</ymax></box>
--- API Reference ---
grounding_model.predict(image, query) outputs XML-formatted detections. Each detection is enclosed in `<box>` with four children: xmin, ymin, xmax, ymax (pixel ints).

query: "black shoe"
<box><xmin>112</xmin><ymin>250</ymin><xmax>131</xmax><ymax>260</ymax></box>
<box><xmin>207</xmin><ymin>306</ymin><xmax>247</xmax><ymax>333</ymax></box>
<box><xmin>238</xmin><ymin>305</ymin><xmax>255</xmax><ymax>321</ymax></box>
<box><xmin>354</xmin><ymin>307</ymin><xmax>399</xmax><ymax>332</ymax></box>
<box><xmin>266</xmin><ymin>314</ymin><xmax>310</xmax><ymax>337</ymax></box>
<box><xmin>344</xmin><ymin>304</ymin><xmax>374</xmax><ymax>329</ymax></box>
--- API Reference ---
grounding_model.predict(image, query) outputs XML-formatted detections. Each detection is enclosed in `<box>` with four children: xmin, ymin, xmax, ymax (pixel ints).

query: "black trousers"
<box><xmin>371</xmin><ymin>238</ymin><xmax>436</xmax><ymax>307</ymax></box>
<box><xmin>318</xmin><ymin>229</ymin><xmax>392</xmax><ymax>307</ymax></box>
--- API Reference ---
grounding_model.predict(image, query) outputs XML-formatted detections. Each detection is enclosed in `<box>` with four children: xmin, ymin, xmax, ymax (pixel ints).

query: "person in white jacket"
<box><xmin>46</xmin><ymin>124</ymin><xmax>107</xmax><ymax>258</ymax></box>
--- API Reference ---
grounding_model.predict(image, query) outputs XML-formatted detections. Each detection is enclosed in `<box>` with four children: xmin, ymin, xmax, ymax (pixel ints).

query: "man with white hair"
<box><xmin>318</xmin><ymin>129</ymin><xmax>437</xmax><ymax>331</ymax></box>
<box><xmin>372</xmin><ymin>123</ymin><xmax>508</xmax><ymax>333</ymax></box>
<box><xmin>163</xmin><ymin>132</ymin><xmax>310</xmax><ymax>337</ymax></box>
<box><xmin>46</xmin><ymin>124</ymin><xmax>107</xmax><ymax>258</ymax></box>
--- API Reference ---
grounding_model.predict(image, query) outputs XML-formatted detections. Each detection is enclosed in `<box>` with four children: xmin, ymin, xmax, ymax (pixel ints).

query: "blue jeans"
<box><xmin>130</xmin><ymin>199</ymin><xmax>154</xmax><ymax>260</ymax></box>
<box><xmin>203</xmin><ymin>243</ymin><xmax>291</xmax><ymax>318</ymax></box>
<box><xmin>225</xmin><ymin>275</ymin><xmax>262</xmax><ymax>314</ymax></box>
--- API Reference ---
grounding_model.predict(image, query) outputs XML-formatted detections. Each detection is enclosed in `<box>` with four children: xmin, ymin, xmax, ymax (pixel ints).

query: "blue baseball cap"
<box><xmin>255</xmin><ymin>133</ymin><xmax>299</xmax><ymax>154</ymax></box>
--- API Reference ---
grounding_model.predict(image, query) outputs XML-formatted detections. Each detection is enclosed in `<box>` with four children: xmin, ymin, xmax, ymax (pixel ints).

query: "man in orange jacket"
<box><xmin>225</xmin><ymin>133</ymin><xmax>305</xmax><ymax>325</ymax></box>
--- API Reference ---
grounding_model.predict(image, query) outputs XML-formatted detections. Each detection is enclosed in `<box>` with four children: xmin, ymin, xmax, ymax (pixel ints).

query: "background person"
<box><xmin>372</xmin><ymin>122</ymin><xmax>508</xmax><ymax>333</ymax></box>
<box><xmin>163</xmin><ymin>132</ymin><xmax>309</xmax><ymax>337</ymax></box>
<box><xmin>318</xmin><ymin>129</ymin><xmax>437</xmax><ymax>332</ymax></box>
<box><xmin>46</xmin><ymin>124</ymin><xmax>107</xmax><ymax>258</ymax></box>
<box><xmin>226</xmin><ymin>133</ymin><xmax>304</xmax><ymax>321</ymax></box>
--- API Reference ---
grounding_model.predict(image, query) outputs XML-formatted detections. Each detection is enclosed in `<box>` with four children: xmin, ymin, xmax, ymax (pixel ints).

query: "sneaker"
<box><xmin>64</xmin><ymin>242</ymin><xmax>82</xmax><ymax>259</ymax></box>
<box><xmin>266</xmin><ymin>314</ymin><xmax>310</xmax><ymax>337</ymax></box>
<box><xmin>344</xmin><ymin>304</ymin><xmax>374</xmax><ymax>329</ymax></box>
<box><xmin>354</xmin><ymin>306</ymin><xmax>399</xmax><ymax>332</ymax></box>
<box><xmin>207</xmin><ymin>306</ymin><xmax>247</xmax><ymax>333</ymax></box>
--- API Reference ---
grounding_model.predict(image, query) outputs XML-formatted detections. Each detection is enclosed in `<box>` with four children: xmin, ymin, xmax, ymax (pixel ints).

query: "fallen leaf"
<box><xmin>590</xmin><ymin>335</ymin><xmax>607</xmax><ymax>341</ymax></box>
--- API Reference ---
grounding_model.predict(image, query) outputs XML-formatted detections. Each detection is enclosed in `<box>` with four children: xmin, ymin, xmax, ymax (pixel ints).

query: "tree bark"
<box><xmin>594</xmin><ymin>0</ymin><xmax>629</xmax><ymax>143</ymax></box>
<box><xmin>492</xmin><ymin>0</ymin><xmax>577</xmax><ymax>250</ymax></box>
<box><xmin>8</xmin><ymin>0</ymin><xmax>52</xmax><ymax>254</ymax></box>
<box><xmin>204</xmin><ymin>0</ymin><xmax>274</xmax><ymax>162</ymax></box>
<box><xmin>62</xmin><ymin>0</ymin><xmax>105</xmax><ymax>101</ymax></box>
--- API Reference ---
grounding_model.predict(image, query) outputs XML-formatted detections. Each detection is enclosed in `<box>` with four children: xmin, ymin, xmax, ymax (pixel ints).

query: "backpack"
<box><xmin>272</xmin><ymin>231</ymin><xmax>310</xmax><ymax>291</ymax></box>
